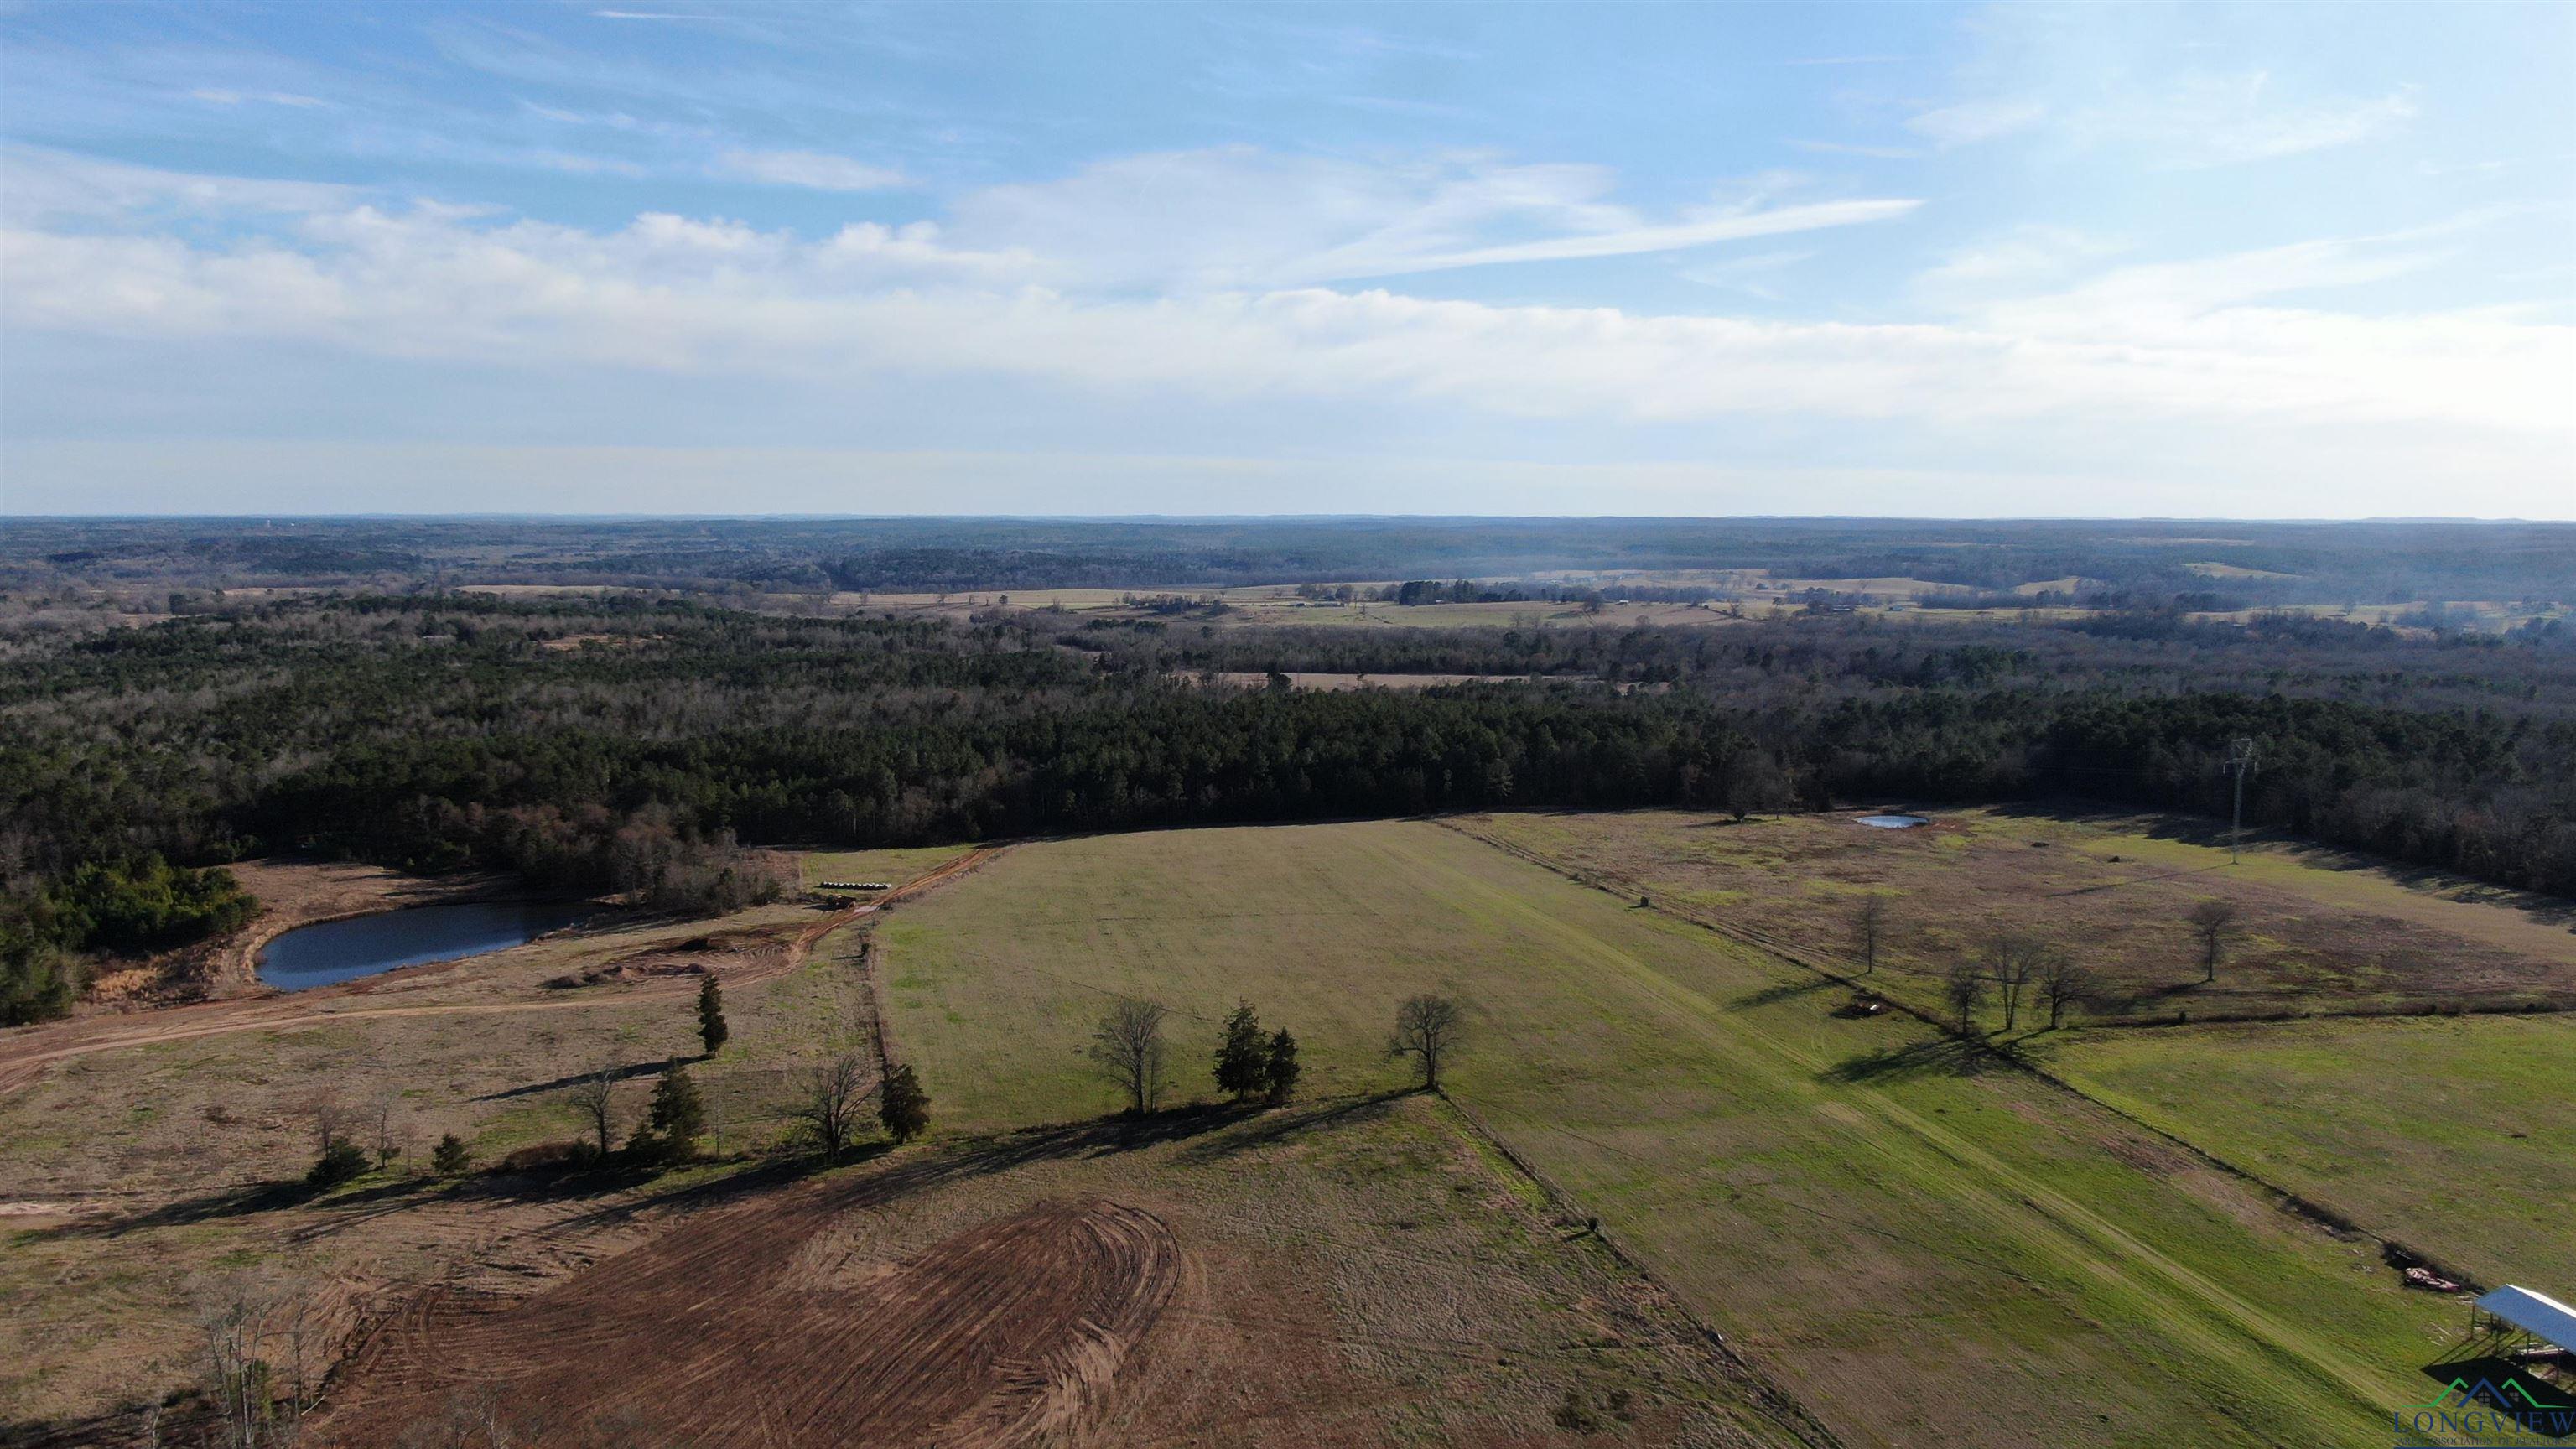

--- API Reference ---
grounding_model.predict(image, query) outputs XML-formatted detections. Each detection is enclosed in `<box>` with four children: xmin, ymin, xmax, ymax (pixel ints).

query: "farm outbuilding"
<box><xmin>2475</xmin><ymin>1285</ymin><xmax>2576</xmax><ymax>1352</ymax></box>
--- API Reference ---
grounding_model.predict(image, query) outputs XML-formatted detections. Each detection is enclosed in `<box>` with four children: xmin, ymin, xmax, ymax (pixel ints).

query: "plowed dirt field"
<box><xmin>319</xmin><ymin>1187</ymin><xmax>1176</xmax><ymax>1448</ymax></box>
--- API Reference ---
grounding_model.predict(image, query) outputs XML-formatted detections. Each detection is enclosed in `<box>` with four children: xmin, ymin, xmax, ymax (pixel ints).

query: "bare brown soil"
<box><xmin>318</xmin><ymin>1194</ymin><xmax>1179</xmax><ymax>1448</ymax></box>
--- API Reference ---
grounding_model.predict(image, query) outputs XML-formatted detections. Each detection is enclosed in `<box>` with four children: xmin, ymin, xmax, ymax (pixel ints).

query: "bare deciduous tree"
<box><xmin>369</xmin><ymin>1088</ymin><xmax>405</xmax><ymax>1169</ymax></box>
<box><xmin>191</xmin><ymin>1269</ymin><xmax>319</xmax><ymax>1449</ymax></box>
<box><xmin>1943</xmin><ymin>962</ymin><xmax>1986</xmax><ymax>1036</ymax></box>
<box><xmin>1852</xmin><ymin>896</ymin><xmax>1890</xmax><ymax>975</ymax></box>
<box><xmin>790</xmin><ymin>1052</ymin><xmax>870</xmax><ymax>1157</ymax></box>
<box><xmin>298</xmin><ymin>1092</ymin><xmax>348</xmax><ymax>1158</ymax></box>
<box><xmin>563</xmin><ymin>1068</ymin><xmax>619</xmax><ymax>1161</ymax></box>
<box><xmin>1986</xmin><ymin>932</ymin><xmax>2044</xmax><ymax>1032</ymax></box>
<box><xmin>2036</xmin><ymin>950</ymin><xmax>2094</xmax><ymax>1030</ymax></box>
<box><xmin>1387</xmin><ymin>994</ymin><xmax>1466</xmax><ymax>1092</ymax></box>
<box><xmin>1088</xmin><ymin>998</ymin><xmax>1170</xmax><ymax>1114</ymax></box>
<box><xmin>2185</xmin><ymin>900</ymin><xmax>2241</xmax><ymax>983</ymax></box>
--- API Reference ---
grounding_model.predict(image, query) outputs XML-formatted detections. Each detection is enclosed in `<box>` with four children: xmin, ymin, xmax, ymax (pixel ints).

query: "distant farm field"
<box><xmin>880</xmin><ymin>820</ymin><xmax>2472</xmax><ymax>1449</ymax></box>
<box><xmin>796</xmin><ymin>844</ymin><xmax>973</xmax><ymax>891</ymax></box>
<box><xmin>2044</xmin><ymin>1014</ymin><xmax>2576</xmax><ymax>1289</ymax></box>
<box><xmin>1452</xmin><ymin>807</ymin><xmax>2576</xmax><ymax>1026</ymax></box>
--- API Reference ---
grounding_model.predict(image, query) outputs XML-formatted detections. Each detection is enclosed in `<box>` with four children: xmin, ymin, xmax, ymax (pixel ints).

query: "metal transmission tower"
<box><xmin>2224</xmin><ymin>738</ymin><xmax>2258</xmax><ymax>865</ymax></box>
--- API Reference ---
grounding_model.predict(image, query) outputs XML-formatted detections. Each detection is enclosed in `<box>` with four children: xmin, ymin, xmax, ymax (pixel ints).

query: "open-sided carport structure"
<box><xmin>2474</xmin><ymin>1285</ymin><xmax>2576</xmax><ymax>1354</ymax></box>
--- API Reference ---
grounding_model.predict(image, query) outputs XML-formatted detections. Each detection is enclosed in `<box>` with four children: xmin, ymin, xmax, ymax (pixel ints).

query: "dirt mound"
<box><xmin>315</xmin><ymin>1196</ymin><xmax>1177</xmax><ymax>1447</ymax></box>
<box><xmin>544</xmin><ymin>928</ymin><xmax>786</xmax><ymax>989</ymax></box>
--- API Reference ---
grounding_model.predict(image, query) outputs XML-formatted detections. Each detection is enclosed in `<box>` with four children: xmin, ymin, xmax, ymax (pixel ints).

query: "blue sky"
<box><xmin>2</xmin><ymin>1</ymin><xmax>2568</xmax><ymax>517</ymax></box>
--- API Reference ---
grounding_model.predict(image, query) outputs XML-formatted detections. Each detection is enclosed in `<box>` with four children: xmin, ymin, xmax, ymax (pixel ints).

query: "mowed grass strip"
<box><xmin>2044</xmin><ymin>1014</ymin><xmax>2576</xmax><ymax>1289</ymax></box>
<box><xmin>881</xmin><ymin>820</ymin><xmax>2464</xmax><ymax>1449</ymax></box>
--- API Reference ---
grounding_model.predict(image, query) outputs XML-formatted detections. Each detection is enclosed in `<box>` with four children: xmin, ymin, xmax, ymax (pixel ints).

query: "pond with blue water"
<box><xmin>257</xmin><ymin>900</ymin><xmax>593</xmax><ymax>991</ymax></box>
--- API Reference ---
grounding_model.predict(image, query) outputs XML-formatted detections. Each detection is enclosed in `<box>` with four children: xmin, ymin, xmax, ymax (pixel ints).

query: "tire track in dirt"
<box><xmin>315</xmin><ymin>1193</ymin><xmax>1177</xmax><ymax>1449</ymax></box>
<box><xmin>0</xmin><ymin>849</ymin><xmax>1004</xmax><ymax>1098</ymax></box>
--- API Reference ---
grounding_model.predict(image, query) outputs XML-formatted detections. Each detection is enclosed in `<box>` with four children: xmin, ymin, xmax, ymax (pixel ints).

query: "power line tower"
<box><xmin>2224</xmin><ymin>738</ymin><xmax>2258</xmax><ymax>865</ymax></box>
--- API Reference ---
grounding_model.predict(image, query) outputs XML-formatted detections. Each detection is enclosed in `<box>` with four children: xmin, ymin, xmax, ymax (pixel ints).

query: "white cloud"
<box><xmin>0</xmin><ymin>146</ymin><xmax>356</xmax><ymax>226</ymax></box>
<box><xmin>1790</xmin><ymin>140</ymin><xmax>1924</xmax><ymax>161</ymax></box>
<box><xmin>2097</xmin><ymin>73</ymin><xmax>2420</xmax><ymax>168</ymax></box>
<box><xmin>718</xmin><ymin>149</ymin><xmax>911</xmax><ymax>191</ymax></box>
<box><xmin>948</xmin><ymin>147</ymin><xmax>1916</xmax><ymax>289</ymax></box>
<box><xmin>189</xmin><ymin>88</ymin><xmax>327</xmax><ymax>108</ymax></box>
<box><xmin>3</xmin><ymin>149</ymin><xmax>2566</xmax><ymax>517</ymax></box>
<box><xmin>1906</xmin><ymin>98</ymin><xmax>2048</xmax><ymax>148</ymax></box>
<box><xmin>5</xmin><ymin>155</ymin><xmax>2561</xmax><ymax>441</ymax></box>
<box><xmin>1914</xmin><ymin>226</ymin><xmax>2130</xmax><ymax>304</ymax></box>
<box><xmin>1914</xmin><ymin>72</ymin><xmax>2420</xmax><ymax>169</ymax></box>
<box><xmin>1679</xmin><ymin>250</ymin><xmax>1813</xmax><ymax>300</ymax></box>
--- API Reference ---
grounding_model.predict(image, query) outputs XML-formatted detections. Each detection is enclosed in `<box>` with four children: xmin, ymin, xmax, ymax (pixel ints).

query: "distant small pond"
<box><xmin>1857</xmin><ymin>813</ymin><xmax>1930</xmax><ymax>829</ymax></box>
<box><xmin>257</xmin><ymin>900</ymin><xmax>593</xmax><ymax>991</ymax></box>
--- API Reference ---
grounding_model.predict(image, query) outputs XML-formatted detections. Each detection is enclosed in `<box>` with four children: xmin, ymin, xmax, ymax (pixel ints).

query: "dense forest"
<box><xmin>5</xmin><ymin>584</ymin><xmax>2573</xmax><ymax>1021</ymax></box>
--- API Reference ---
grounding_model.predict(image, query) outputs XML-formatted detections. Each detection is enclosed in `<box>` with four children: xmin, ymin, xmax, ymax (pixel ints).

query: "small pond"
<box><xmin>1856</xmin><ymin>813</ymin><xmax>1930</xmax><ymax>829</ymax></box>
<box><xmin>257</xmin><ymin>900</ymin><xmax>593</xmax><ymax>991</ymax></box>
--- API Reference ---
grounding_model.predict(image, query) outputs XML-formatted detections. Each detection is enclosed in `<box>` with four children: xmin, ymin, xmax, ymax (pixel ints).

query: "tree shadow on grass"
<box><xmin>29</xmin><ymin>1171</ymin><xmax>444</xmax><ymax>1242</ymax></box>
<box><xmin>1733</xmin><ymin>977</ymin><xmax>1839</xmax><ymax>1010</ymax></box>
<box><xmin>1172</xmin><ymin>1092</ymin><xmax>1404</xmax><ymax>1166</ymax></box>
<box><xmin>1815</xmin><ymin>1037</ymin><xmax>1986</xmax><ymax>1085</ymax></box>
<box><xmin>27</xmin><ymin>1179</ymin><xmax>315</xmax><ymax>1240</ymax></box>
<box><xmin>473</xmin><ymin>1054</ymin><xmax>697</xmax><ymax>1103</ymax></box>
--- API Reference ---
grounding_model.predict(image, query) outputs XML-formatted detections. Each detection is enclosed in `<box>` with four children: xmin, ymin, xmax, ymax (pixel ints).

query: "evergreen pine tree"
<box><xmin>1213</xmin><ymin>1000</ymin><xmax>1266</xmax><ymax>1099</ymax></box>
<box><xmin>1262</xmin><ymin>1026</ymin><xmax>1301</xmax><ymax>1105</ymax></box>
<box><xmin>645</xmin><ymin>1065</ymin><xmax>707</xmax><ymax>1161</ymax></box>
<box><xmin>697</xmin><ymin>974</ymin><xmax>729</xmax><ymax>1056</ymax></box>
<box><xmin>879</xmin><ymin>1062</ymin><xmax>930</xmax><ymax>1143</ymax></box>
<box><xmin>431</xmin><ymin>1133</ymin><xmax>471</xmax><ymax>1176</ymax></box>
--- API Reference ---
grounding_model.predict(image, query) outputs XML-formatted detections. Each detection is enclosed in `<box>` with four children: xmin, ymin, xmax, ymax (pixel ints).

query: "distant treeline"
<box><xmin>9</xmin><ymin>517</ymin><xmax>2571</xmax><ymax>610</ymax></box>
<box><xmin>5</xmin><ymin>599</ymin><xmax>2571</xmax><ymax>988</ymax></box>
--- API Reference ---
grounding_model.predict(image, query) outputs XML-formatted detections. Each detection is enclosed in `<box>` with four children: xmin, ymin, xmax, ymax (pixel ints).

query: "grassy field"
<box><xmin>1453</xmin><ymin>807</ymin><xmax>2576</xmax><ymax>1026</ymax></box>
<box><xmin>0</xmin><ymin>844</ymin><xmax>1818</xmax><ymax>1446</ymax></box>
<box><xmin>2043</xmin><ymin>1014</ymin><xmax>2576</xmax><ymax>1289</ymax></box>
<box><xmin>795</xmin><ymin>844</ymin><xmax>973</xmax><ymax>891</ymax></box>
<box><xmin>879</xmin><ymin>820</ymin><xmax>2479</xmax><ymax>1449</ymax></box>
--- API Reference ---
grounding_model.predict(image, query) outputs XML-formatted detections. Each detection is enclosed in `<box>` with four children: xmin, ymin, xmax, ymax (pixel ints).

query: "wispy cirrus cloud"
<box><xmin>947</xmin><ymin>147</ymin><xmax>1916</xmax><ymax>289</ymax></box>
<box><xmin>190</xmin><ymin>88</ymin><xmax>328</xmax><ymax>108</ymax></box>
<box><xmin>1905</xmin><ymin>71</ymin><xmax>2420</xmax><ymax>166</ymax></box>
<box><xmin>1791</xmin><ymin>139</ymin><xmax>1924</xmax><ymax>161</ymax></box>
<box><xmin>1906</xmin><ymin>97</ymin><xmax>2049</xmax><ymax>148</ymax></box>
<box><xmin>2099</xmin><ymin>73</ymin><xmax>2420</xmax><ymax>168</ymax></box>
<box><xmin>717</xmin><ymin>149</ymin><xmax>910</xmax><ymax>190</ymax></box>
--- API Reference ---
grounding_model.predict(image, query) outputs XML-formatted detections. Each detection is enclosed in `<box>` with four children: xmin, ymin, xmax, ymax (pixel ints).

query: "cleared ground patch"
<box><xmin>1453</xmin><ymin>807</ymin><xmax>2576</xmax><ymax>1026</ymax></box>
<box><xmin>2041</xmin><ymin>1014</ymin><xmax>2576</xmax><ymax>1288</ymax></box>
<box><xmin>312</xmin><ymin>1095</ymin><xmax>1820</xmax><ymax>1449</ymax></box>
<box><xmin>0</xmin><ymin>907</ymin><xmax>875</xmax><ymax>1426</ymax></box>
<box><xmin>880</xmin><ymin>821</ymin><xmax>2475</xmax><ymax>1449</ymax></box>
